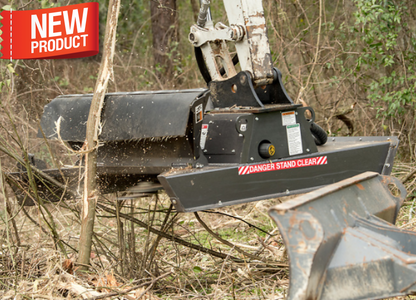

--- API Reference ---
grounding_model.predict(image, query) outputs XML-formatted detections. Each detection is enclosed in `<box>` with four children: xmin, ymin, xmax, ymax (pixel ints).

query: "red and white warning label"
<box><xmin>238</xmin><ymin>156</ymin><xmax>327</xmax><ymax>175</ymax></box>
<box><xmin>200</xmin><ymin>124</ymin><xmax>208</xmax><ymax>149</ymax></box>
<box><xmin>282</xmin><ymin>111</ymin><xmax>296</xmax><ymax>126</ymax></box>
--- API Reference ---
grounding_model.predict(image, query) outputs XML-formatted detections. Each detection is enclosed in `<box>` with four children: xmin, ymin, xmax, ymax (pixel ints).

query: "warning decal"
<box><xmin>282</xmin><ymin>111</ymin><xmax>296</xmax><ymax>126</ymax></box>
<box><xmin>287</xmin><ymin>123</ymin><xmax>303</xmax><ymax>156</ymax></box>
<box><xmin>238</xmin><ymin>156</ymin><xmax>327</xmax><ymax>175</ymax></box>
<box><xmin>195</xmin><ymin>104</ymin><xmax>203</xmax><ymax>123</ymax></box>
<box><xmin>200</xmin><ymin>124</ymin><xmax>208</xmax><ymax>149</ymax></box>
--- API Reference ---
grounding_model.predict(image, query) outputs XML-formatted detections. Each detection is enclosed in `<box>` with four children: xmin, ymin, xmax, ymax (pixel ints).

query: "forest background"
<box><xmin>0</xmin><ymin>0</ymin><xmax>415</xmax><ymax>299</ymax></box>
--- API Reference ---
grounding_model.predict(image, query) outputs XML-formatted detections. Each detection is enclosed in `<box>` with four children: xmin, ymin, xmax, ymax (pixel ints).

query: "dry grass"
<box><xmin>0</xmin><ymin>190</ymin><xmax>290</xmax><ymax>299</ymax></box>
<box><xmin>0</xmin><ymin>163</ymin><xmax>416</xmax><ymax>299</ymax></box>
<box><xmin>0</xmin><ymin>1</ymin><xmax>415</xmax><ymax>298</ymax></box>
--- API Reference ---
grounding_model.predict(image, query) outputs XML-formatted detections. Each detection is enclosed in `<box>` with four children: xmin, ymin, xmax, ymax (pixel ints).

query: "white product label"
<box><xmin>200</xmin><ymin>124</ymin><xmax>208</xmax><ymax>149</ymax></box>
<box><xmin>282</xmin><ymin>111</ymin><xmax>296</xmax><ymax>126</ymax></box>
<box><xmin>286</xmin><ymin>123</ymin><xmax>303</xmax><ymax>155</ymax></box>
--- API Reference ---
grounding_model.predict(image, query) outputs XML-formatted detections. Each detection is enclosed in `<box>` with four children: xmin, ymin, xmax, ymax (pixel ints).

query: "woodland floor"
<box><xmin>0</xmin><ymin>162</ymin><xmax>416</xmax><ymax>299</ymax></box>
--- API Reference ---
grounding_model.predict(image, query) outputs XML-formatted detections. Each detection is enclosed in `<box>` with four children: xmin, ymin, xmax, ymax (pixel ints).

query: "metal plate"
<box><xmin>39</xmin><ymin>89</ymin><xmax>207</xmax><ymax>141</ymax></box>
<box><xmin>268</xmin><ymin>172</ymin><xmax>416</xmax><ymax>300</ymax></box>
<box><xmin>159</xmin><ymin>137</ymin><xmax>398</xmax><ymax>212</ymax></box>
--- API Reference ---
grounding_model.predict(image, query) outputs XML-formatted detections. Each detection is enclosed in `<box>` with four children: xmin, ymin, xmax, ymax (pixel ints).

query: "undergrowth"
<box><xmin>0</xmin><ymin>0</ymin><xmax>416</xmax><ymax>299</ymax></box>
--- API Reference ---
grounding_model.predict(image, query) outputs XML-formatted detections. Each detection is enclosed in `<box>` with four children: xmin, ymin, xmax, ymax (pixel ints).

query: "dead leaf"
<box><xmin>62</xmin><ymin>259</ymin><xmax>74</xmax><ymax>274</ymax></box>
<box><xmin>106</xmin><ymin>272</ymin><xmax>121</xmax><ymax>288</ymax></box>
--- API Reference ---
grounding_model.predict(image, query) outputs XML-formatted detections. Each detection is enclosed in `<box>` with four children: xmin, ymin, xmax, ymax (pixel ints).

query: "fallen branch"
<box><xmin>97</xmin><ymin>203</ymin><xmax>288</xmax><ymax>268</ymax></box>
<box><xmin>402</xmin><ymin>168</ymin><xmax>416</xmax><ymax>184</ymax></box>
<box><xmin>201</xmin><ymin>210</ymin><xmax>278</xmax><ymax>236</ymax></box>
<box><xmin>194</xmin><ymin>212</ymin><xmax>266</xmax><ymax>263</ymax></box>
<box><xmin>21</xmin><ymin>207</ymin><xmax>77</xmax><ymax>253</ymax></box>
<box><xmin>96</xmin><ymin>203</ymin><xmax>243</xmax><ymax>262</ymax></box>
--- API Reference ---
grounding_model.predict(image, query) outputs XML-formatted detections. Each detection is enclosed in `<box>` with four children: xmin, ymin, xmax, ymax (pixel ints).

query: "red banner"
<box><xmin>1</xmin><ymin>2</ymin><xmax>99</xmax><ymax>59</ymax></box>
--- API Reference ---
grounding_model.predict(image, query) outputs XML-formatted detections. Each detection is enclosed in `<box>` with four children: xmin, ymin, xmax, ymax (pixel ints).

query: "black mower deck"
<box><xmin>159</xmin><ymin>136</ymin><xmax>398</xmax><ymax>212</ymax></box>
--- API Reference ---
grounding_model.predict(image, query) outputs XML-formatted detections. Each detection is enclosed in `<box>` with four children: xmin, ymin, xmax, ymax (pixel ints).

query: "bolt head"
<box><xmin>240</xmin><ymin>74</ymin><xmax>247</xmax><ymax>85</ymax></box>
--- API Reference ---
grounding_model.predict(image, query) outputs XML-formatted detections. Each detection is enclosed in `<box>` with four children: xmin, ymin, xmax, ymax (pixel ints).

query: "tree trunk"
<box><xmin>190</xmin><ymin>0</ymin><xmax>199</xmax><ymax>22</ymax></box>
<box><xmin>77</xmin><ymin>0</ymin><xmax>121</xmax><ymax>270</ymax></box>
<box><xmin>150</xmin><ymin>0</ymin><xmax>178</xmax><ymax>83</ymax></box>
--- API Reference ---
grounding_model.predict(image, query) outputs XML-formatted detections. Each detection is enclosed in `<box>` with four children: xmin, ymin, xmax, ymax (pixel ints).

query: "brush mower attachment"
<box><xmin>8</xmin><ymin>0</ymin><xmax>400</xmax><ymax>210</ymax></box>
<box><xmin>5</xmin><ymin>0</ymin><xmax>410</xmax><ymax>298</ymax></box>
<box><xmin>269</xmin><ymin>171</ymin><xmax>416</xmax><ymax>300</ymax></box>
<box><xmin>9</xmin><ymin>75</ymin><xmax>399</xmax><ymax>210</ymax></box>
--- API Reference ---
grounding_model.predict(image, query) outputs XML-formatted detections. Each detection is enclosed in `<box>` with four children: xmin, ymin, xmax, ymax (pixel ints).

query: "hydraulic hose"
<box><xmin>311</xmin><ymin>122</ymin><xmax>327</xmax><ymax>146</ymax></box>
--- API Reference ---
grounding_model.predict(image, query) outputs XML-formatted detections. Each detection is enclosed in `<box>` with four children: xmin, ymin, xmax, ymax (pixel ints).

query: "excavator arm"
<box><xmin>189</xmin><ymin>0</ymin><xmax>273</xmax><ymax>85</ymax></box>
